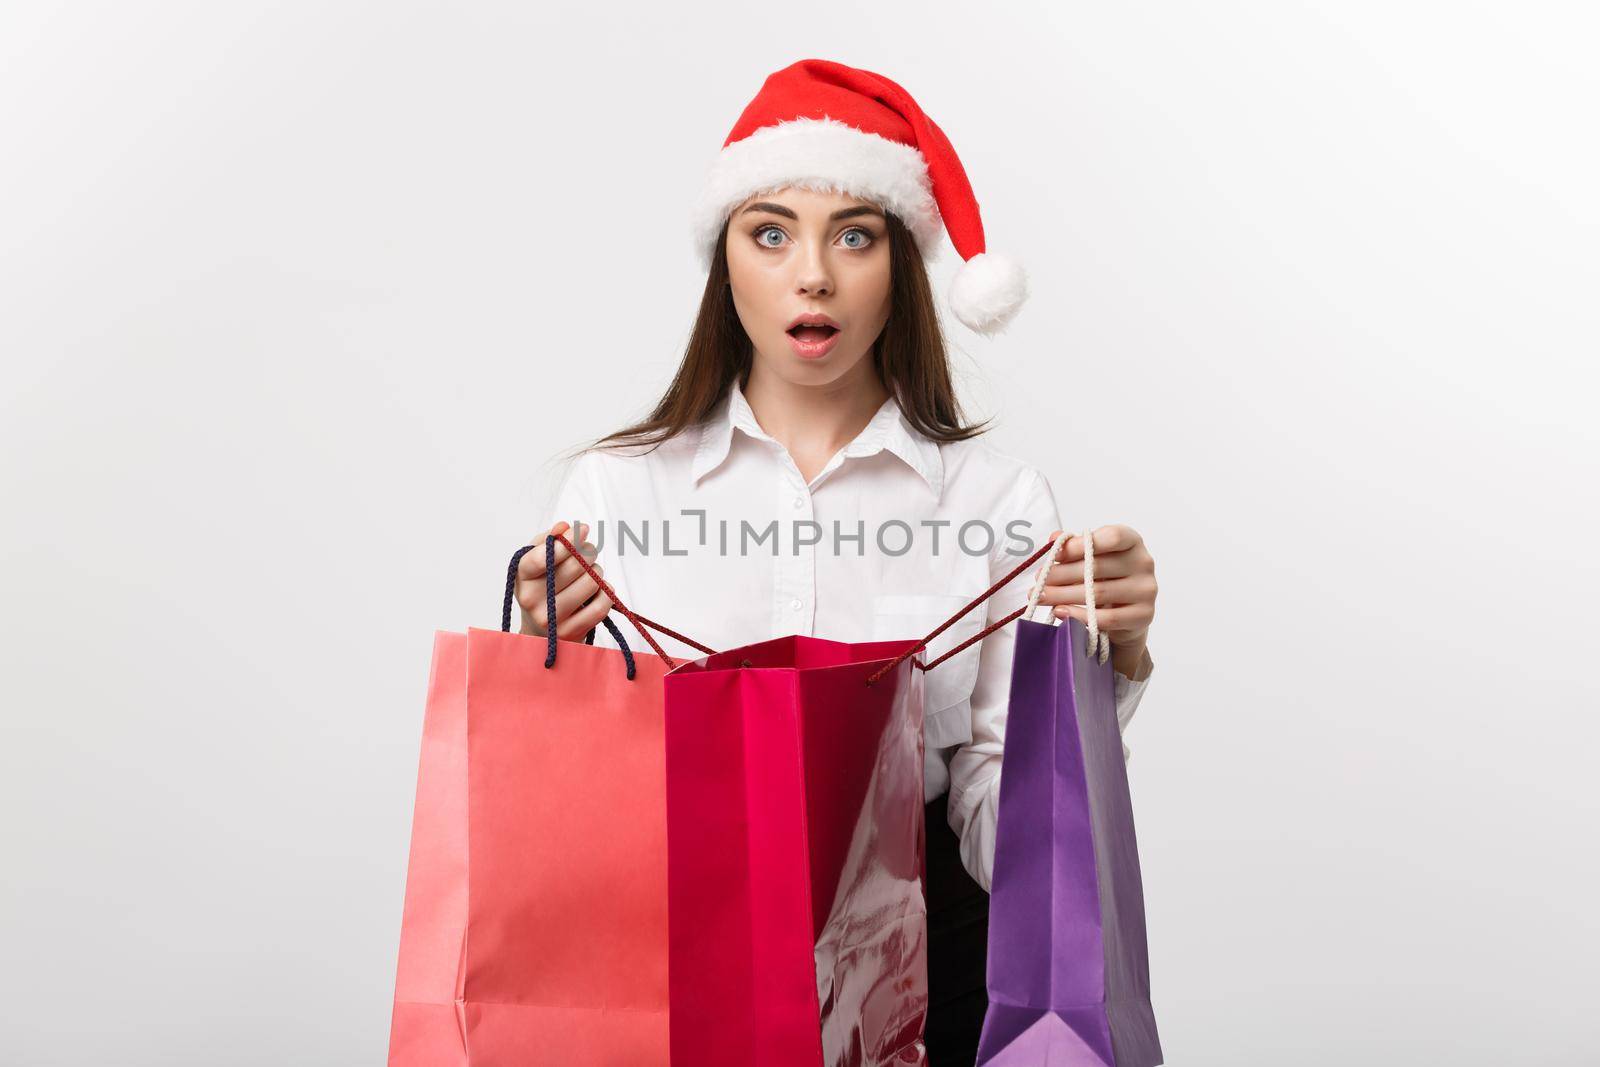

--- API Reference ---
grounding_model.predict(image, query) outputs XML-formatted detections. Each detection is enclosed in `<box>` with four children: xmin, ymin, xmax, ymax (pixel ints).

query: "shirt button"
<box><xmin>792</xmin><ymin>496</ymin><xmax>804</xmax><ymax>509</ymax></box>
<box><xmin>791</xmin><ymin>598</ymin><xmax>803</xmax><ymax>611</ymax></box>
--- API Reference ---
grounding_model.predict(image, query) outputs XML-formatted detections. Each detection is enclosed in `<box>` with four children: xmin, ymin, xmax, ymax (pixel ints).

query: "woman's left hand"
<box><xmin>1034</xmin><ymin>525</ymin><xmax>1157</xmax><ymax>680</ymax></box>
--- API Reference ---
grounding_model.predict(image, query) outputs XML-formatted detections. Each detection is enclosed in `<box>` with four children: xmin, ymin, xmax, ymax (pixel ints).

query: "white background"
<box><xmin>3</xmin><ymin>2</ymin><xmax>1595</xmax><ymax>1063</ymax></box>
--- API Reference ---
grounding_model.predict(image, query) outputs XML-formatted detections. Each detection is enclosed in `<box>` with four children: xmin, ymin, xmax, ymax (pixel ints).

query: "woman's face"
<box><xmin>725</xmin><ymin>186</ymin><xmax>893</xmax><ymax>390</ymax></box>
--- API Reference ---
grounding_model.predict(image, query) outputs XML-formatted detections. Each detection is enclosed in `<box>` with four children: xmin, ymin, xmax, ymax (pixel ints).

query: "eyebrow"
<box><xmin>739</xmin><ymin>201</ymin><xmax>886</xmax><ymax>223</ymax></box>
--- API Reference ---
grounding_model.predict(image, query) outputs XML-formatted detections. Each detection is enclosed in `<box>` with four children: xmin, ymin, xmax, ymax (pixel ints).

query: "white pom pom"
<box><xmin>948</xmin><ymin>251</ymin><xmax>1029</xmax><ymax>336</ymax></box>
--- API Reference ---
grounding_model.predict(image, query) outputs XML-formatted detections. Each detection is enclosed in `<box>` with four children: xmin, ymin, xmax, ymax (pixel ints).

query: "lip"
<box><xmin>786</xmin><ymin>327</ymin><xmax>841</xmax><ymax>360</ymax></box>
<box><xmin>786</xmin><ymin>312</ymin><xmax>843</xmax><ymax>360</ymax></box>
<box><xmin>787</xmin><ymin>312</ymin><xmax>842</xmax><ymax>332</ymax></box>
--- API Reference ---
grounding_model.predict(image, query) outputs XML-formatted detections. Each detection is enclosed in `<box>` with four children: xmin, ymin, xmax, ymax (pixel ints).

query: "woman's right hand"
<box><xmin>517</xmin><ymin>520</ymin><xmax>613</xmax><ymax>639</ymax></box>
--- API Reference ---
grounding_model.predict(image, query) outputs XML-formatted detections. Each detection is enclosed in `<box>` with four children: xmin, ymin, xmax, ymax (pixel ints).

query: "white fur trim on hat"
<box><xmin>948</xmin><ymin>251</ymin><xmax>1029</xmax><ymax>336</ymax></box>
<box><xmin>690</xmin><ymin>115</ymin><xmax>946</xmax><ymax>268</ymax></box>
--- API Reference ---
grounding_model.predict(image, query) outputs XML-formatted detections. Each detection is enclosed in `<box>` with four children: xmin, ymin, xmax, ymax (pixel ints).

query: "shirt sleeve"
<box><xmin>944</xmin><ymin>468</ymin><xmax>1157</xmax><ymax>893</ymax></box>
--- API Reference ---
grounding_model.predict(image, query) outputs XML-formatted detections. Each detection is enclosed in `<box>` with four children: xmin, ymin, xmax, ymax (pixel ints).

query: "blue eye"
<box><xmin>751</xmin><ymin>224</ymin><xmax>875</xmax><ymax>250</ymax></box>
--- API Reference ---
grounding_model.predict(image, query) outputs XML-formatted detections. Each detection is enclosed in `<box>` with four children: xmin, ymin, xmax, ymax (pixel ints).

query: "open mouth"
<box><xmin>786</xmin><ymin>324</ymin><xmax>840</xmax><ymax>343</ymax></box>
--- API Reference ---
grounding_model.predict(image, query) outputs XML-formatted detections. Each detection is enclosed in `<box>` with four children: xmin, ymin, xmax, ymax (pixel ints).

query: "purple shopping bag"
<box><xmin>977</xmin><ymin>615</ymin><xmax>1163</xmax><ymax>1066</ymax></box>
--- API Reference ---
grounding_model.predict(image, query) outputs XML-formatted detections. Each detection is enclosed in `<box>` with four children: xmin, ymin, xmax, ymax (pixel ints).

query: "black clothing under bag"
<box><xmin>922</xmin><ymin>790</ymin><xmax>989</xmax><ymax>1064</ymax></box>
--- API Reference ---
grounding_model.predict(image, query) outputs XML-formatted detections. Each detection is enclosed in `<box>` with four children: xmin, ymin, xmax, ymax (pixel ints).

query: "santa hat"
<box><xmin>690</xmin><ymin>59</ymin><xmax>1029</xmax><ymax>337</ymax></box>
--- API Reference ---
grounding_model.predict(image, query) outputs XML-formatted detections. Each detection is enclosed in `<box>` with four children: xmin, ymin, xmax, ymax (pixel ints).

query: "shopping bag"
<box><xmin>976</xmin><ymin>613</ymin><xmax>1163</xmax><ymax>1065</ymax></box>
<box><xmin>387</xmin><ymin>629</ymin><xmax>471</xmax><ymax>1065</ymax></box>
<box><xmin>387</xmin><ymin>539</ymin><xmax>675</xmax><ymax>1065</ymax></box>
<box><xmin>663</xmin><ymin>635</ymin><xmax>931</xmax><ymax>1067</ymax></box>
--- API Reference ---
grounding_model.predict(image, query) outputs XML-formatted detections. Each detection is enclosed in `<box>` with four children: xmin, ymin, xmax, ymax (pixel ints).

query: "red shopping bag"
<box><xmin>387</xmin><ymin>539</ymin><xmax>677</xmax><ymax>1065</ymax></box>
<box><xmin>663</xmin><ymin>635</ymin><xmax>931</xmax><ymax>1067</ymax></box>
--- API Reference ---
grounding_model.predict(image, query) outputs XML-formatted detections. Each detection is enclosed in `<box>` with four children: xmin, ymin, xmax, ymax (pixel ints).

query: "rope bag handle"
<box><xmin>499</xmin><ymin>537</ymin><xmax>636</xmax><ymax>677</ymax></box>
<box><xmin>500</xmin><ymin>531</ymin><xmax>717</xmax><ymax>674</ymax></box>
<box><xmin>1024</xmin><ymin>528</ymin><xmax>1110</xmax><ymax>663</ymax></box>
<box><xmin>498</xmin><ymin>526</ymin><xmax>1101</xmax><ymax>686</ymax></box>
<box><xmin>863</xmin><ymin>526</ymin><xmax>1108</xmax><ymax>686</ymax></box>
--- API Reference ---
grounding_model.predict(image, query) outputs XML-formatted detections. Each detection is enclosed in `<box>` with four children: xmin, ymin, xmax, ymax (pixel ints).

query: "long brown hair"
<box><xmin>585</xmin><ymin>207</ymin><xmax>989</xmax><ymax>455</ymax></box>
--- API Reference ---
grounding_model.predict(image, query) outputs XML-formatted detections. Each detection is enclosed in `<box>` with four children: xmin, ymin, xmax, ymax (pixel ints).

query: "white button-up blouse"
<box><xmin>539</xmin><ymin>378</ymin><xmax>1154</xmax><ymax>892</ymax></box>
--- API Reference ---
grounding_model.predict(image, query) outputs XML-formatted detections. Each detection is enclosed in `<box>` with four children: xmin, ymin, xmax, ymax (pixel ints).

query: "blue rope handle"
<box><xmin>542</xmin><ymin>536</ymin><xmax>635</xmax><ymax>679</ymax></box>
<box><xmin>499</xmin><ymin>537</ymin><xmax>636</xmax><ymax>680</ymax></box>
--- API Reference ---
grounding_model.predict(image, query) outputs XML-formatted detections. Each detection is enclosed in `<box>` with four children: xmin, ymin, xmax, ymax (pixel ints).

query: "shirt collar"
<box><xmin>690</xmin><ymin>377</ymin><xmax>944</xmax><ymax>497</ymax></box>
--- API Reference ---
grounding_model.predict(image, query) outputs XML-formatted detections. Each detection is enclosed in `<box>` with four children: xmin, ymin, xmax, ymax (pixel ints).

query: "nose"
<box><xmin>795</xmin><ymin>243</ymin><xmax>832</xmax><ymax>297</ymax></box>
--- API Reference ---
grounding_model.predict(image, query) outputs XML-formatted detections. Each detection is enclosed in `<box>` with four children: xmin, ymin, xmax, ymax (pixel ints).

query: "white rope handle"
<box><xmin>1023</xmin><ymin>527</ymin><xmax>1111</xmax><ymax>663</ymax></box>
<box><xmin>1024</xmin><ymin>529</ymin><xmax>1069</xmax><ymax>621</ymax></box>
<box><xmin>1083</xmin><ymin>527</ymin><xmax>1110</xmax><ymax>663</ymax></box>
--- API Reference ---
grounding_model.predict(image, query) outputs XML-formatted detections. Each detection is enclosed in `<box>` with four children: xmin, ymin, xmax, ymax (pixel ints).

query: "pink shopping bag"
<box><xmin>386</xmin><ymin>538</ymin><xmax>676</xmax><ymax>1064</ymax></box>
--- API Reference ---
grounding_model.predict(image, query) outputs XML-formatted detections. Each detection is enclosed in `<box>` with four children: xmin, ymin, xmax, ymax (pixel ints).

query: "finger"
<box><xmin>519</xmin><ymin>521</ymin><xmax>577</xmax><ymax>580</ymax></box>
<box><xmin>558</xmin><ymin>592</ymin><xmax>616</xmax><ymax>640</ymax></box>
<box><xmin>557</xmin><ymin>531</ymin><xmax>600</xmax><ymax>577</ymax></box>
<box><xmin>548</xmin><ymin>552</ymin><xmax>586</xmax><ymax>592</ymax></box>
<box><xmin>1033</xmin><ymin>574</ymin><xmax>1154</xmax><ymax>608</ymax></box>
<box><xmin>519</xmin><ymin>554</ymin><xmax>579</xmax><ymax>614</ymax></box>
<box><xmin>1053</xmin><ymin>602</ymin><xmax>1154</xmax><ymax>631</ymax></box>
<box><xmin>551</xmin><ymin>565</ymin><xmax>604</xmax><ymax>620</ymax></box>
<box><xmin>519</xmin><ymin>556</ymin><xmax>601</xmax><ymax>617</ymax></box>
<box><xmin>517</xmin><ymin>522</ymin><xmax>590</xmax><ymax>584</ymax></box>
<box><xmin>548</xmin><ymin>541</ymin><xmax>602</xmax><ymax>592</ymax></box>
<box><xmin>1055</xmin><ymin>524</ymin><xmax>1139</xmax><ymax>562</ymax></box>
<box><xmin>517</xmin><ymin>543</ymin><xmax>597</xmax><ymax>616</ymax></box>
<box><xmin>523</xmin><ymin>564</ymin><xmax>603</xmax><ymax>628</ymax></box>
<box><xmin>557</xmin><ymin>522</ymin><xmax>592</xmax><ymax>558</ymax></box>
<box><xmin>1041</xmin><ymin>552</ymin><xmax>1141</xmax><ymax>585</ymax></box>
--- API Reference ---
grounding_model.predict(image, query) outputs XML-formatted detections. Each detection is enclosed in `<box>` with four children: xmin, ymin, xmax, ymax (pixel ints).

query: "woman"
<box><xmin>519</xmin><ymin>60</ymin><xmax>1159</xmax><ymax>1064</ymax></box>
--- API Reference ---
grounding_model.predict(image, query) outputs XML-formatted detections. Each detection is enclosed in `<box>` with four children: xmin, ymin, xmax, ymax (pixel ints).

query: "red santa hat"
<box><xmin>690</xmin><ymin>58</ymin><xmax>1029</xmax><ymax>337</ymax></box>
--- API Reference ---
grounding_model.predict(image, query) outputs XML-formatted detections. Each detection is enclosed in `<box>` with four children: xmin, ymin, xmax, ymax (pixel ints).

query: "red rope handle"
<box><xmin>916</xmin><ymin>605</ymin><xmax>1027</xmax><ymax>671</ymax></box>
<box><xmin>864</xmin><ymin>536</ymin><xmax>1061</xmax><ymax>686</ymax></box>
<box><xmin>550</xmin><ymin>531</ymin><xmax>718</xmax><ymax>669</ymax></box>
<box><xmin>547</xmin><ymin>529</ymin><xmax>1059</xmax><ymax>683</ymax></box>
